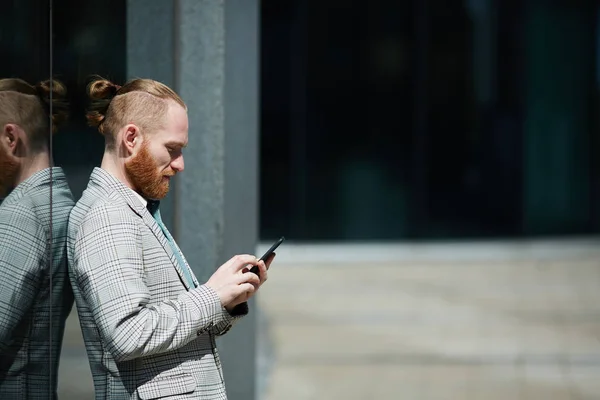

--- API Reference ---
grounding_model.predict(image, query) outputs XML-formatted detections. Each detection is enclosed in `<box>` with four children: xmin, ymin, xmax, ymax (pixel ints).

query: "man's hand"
<box><xmin>205</xmin><ymin>254</ymin><xmax>261</xmax><ymax>308</ymax></box>
<box><xmin>225</xmin><ymin>253</ymin><xmax>276</xmax><ymax>311</ymax></box>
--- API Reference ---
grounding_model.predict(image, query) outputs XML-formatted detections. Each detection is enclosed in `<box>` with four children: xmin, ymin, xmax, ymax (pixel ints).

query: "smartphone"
<box><xmin>250</xmin><ymin>236</ymin><xmax>285</xmax><ymax>275</ymax></box>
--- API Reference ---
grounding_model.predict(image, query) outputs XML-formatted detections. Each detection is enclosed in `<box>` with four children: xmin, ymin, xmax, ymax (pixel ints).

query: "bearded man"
<box><xmin>67</xmin><ymin>77</ymin><xmax>273</xmax><ymax>400</ymax></box>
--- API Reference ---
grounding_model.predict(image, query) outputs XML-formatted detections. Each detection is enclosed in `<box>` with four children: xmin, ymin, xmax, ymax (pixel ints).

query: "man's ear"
<box><xmin>122</xmin><ymin>124</ymin><xmax>142</xmax><ymax>156</ymax></box>
<box><xmin>1</xmin><ymin>124</ymin><xmax>21</xmax><ymax>156</ymax></box>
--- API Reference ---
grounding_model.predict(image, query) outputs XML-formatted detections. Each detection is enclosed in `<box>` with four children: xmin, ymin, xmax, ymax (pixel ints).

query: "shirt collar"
<box><xmin>129</xmin><ymin>187</ymin><xmax>161</xmax><ymax>216</ymax></box>
<box><xmin>129</xmin><ymin>188</ymin><xmax>148</xmax><ymax>208</ymax></box>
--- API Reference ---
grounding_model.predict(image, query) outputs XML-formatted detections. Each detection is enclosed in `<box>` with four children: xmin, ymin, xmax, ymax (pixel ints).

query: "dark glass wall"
<box><xmin>0</xmin><ymin>1</ymin><xmax>57</xmax><ymax>398</ymax></box>
<box><xmin>259</xmin><ymin>0</ymin><xmax>600</xmax><ymax>241</ymax></box>
<box><xmin>52</xmin><ymin>0</ymin><xmax>127</xmax><ymax>199</ymax></box>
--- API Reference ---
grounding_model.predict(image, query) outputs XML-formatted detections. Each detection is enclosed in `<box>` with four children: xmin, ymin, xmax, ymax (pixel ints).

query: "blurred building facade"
<box><xmin>260</xmin><ymin>0</ymin><xmax>600</xmax><ymax>241</ymax></box>
<box><xmin>3</xmin><ymin>0</ymin><xmax>599</xmax><ymax>243</ymax></box>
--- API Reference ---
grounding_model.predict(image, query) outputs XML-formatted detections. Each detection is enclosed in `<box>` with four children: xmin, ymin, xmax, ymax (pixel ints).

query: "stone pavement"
<box><xmin>58</xmin><ymin>240</ymin><xmax>600</xmax><ymax>399</ymax></box>
<box><xmin>258</xmin><ymin>241</ymin><xmax>600</xmax><ymax>400</ymax></box>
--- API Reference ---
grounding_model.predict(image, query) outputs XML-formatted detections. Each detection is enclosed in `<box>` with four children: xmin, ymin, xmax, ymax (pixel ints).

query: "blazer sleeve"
<box><xmin>72</xmin><ymin>203</ymin><xmax>230</xmax><ymax>362</ymax></box>
<box><xmin>210</xmin><ymin>302</ymin><xmax>248</xmax><ymax>336</ymax></box>
<box><xmin>0</xmin><ymin>204</ymin><xmax>47</xmax><ymax>351</ymax></box>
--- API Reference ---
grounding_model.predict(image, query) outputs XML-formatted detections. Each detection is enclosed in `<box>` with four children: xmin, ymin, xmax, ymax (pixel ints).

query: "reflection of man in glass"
<box><xmin>68</xmin><ymin>77</ymin><xmax>272</xmax><ymax>399</ymax></box>
<box><xmin>0</xmin><ymin>79</ymin><xmax>74</xmax><ymax>399</ymax></box>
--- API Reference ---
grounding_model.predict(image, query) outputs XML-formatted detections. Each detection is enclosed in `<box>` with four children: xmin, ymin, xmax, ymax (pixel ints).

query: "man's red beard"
<box><xmin>125</xmin><ymin>141</ymin><xmax>174</xmax><ymax>200</ymax></box>
<box><xmin>0</xmin><ymin>149</ymin><xmax>19</xmax><ymax>198</ymax></box>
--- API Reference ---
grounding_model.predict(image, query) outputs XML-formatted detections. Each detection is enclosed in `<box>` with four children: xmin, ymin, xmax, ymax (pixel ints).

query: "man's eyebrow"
<box><xmin>166</xmin><ymin>141</ymin><xmax>187</xmax><ymax>148</ymax></box>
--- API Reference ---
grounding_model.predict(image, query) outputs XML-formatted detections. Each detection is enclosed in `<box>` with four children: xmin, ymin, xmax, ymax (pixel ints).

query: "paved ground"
<box><xmin>58</xmin><ymin>240</ymin><xmax>600</xmax><ymax>399</ymax></box>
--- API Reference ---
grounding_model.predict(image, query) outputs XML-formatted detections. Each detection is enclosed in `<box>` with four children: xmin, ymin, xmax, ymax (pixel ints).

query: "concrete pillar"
<box><xmin>128</xmin><ymin>1</ymin><xmax>259</xmax><ymax>399</ymax></box>
<box><xmin>127</xmin><ymin>0</ymin><xmax>177</xmax><ymax>230</ymax></box>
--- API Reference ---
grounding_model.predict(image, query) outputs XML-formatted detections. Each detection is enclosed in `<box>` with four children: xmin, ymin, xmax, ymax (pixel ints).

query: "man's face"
<box><xmin>0</xmin><ymin>125</ymin><xmax>21</xmax><ymax>198</ymax></box>
<box><xmin>125</xmin><ymin>103</ymin><xmax>188</xmax><ymax>200</ymax></box>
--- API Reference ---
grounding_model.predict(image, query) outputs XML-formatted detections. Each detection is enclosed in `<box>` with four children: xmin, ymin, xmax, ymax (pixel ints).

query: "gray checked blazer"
<box><xmin>67</xmin><ymin>167</ymin><xmax>247</xmax><ymax>400</ymax></box>
<box><xmin>0</xmin><ymin>167</ymin><xmax>75</xmax><ymax>400</ymax></box>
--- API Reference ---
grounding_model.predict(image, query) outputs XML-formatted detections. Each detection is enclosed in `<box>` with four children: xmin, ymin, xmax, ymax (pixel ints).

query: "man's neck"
<box><xmin>101</xmin><ymin>151</ymin><xmax>134</xmax><ymax>190</ymax></box>
<box><xmin>15</xmin><ymin>151</ymin><xmax>51</xmax><ymax>187</ymax></box>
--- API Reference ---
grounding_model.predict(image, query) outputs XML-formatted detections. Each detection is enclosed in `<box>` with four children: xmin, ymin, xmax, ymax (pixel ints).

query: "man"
<box><xmin>68</xmin><ymin>77</ymin><xmax>272</xmax><ymax>399</ymax></box>
<box><xmin>0</xmin><ymin>78</ymin><xmax>74</xmax><ymax>399</ymax></box>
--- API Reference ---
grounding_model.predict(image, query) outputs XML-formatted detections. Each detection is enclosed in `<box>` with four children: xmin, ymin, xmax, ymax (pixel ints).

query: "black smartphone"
<box><xmin>250</xmin><ymin>236</ymin><xmax>285</xmax><ymax>275</ymax></box>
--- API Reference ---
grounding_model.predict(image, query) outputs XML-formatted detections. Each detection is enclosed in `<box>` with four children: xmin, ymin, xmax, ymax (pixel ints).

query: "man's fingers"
<box><xmin>265</xmin><ymin>253</ymin><xmax>276</xmax><ymax>269</ymax></box>
<box><xmin>235</xmin><ymin>282</ymin><xmax>256</xmax><ymax>298</ymax></box>
<box><xmin>257</xmin><ymin>261</ymin><xmax>268</xmax><ymax>284</ymax></box>
<box><xmin>228</xmin><ymin>254</ymin><xmax>258</xmax><ymax>272</ymax></box>
<box><xmin>236</xmin><ymin>270</ymin><xmax>260</xmax><ymax>286</ymax></box>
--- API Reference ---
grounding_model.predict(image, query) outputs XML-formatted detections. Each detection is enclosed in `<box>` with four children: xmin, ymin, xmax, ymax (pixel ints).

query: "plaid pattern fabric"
<box><xmin>0</xmin><ymin>167</ymin><xmax>75</xmax><ymax>400</ymax></box>
<box><xmin>67</xmin><ymin>167</ymin><xmax>246</xmax><ymax>399</ymax></box>
<box><xmin>147</xmin><ymin>202</ymin><xmax>197</xmax><ymax>288</ymax></box>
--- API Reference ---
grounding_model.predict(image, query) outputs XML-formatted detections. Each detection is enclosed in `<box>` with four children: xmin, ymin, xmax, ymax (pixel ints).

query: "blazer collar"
<box><xmin>88</xmin><ymin>167</ymin><xmax>148</xmax><ymax>217</ymax></box>
<box><xmin>2</xmin><ymin>167</ymin><xmax>67</xmax><ymax>204</ymax></box>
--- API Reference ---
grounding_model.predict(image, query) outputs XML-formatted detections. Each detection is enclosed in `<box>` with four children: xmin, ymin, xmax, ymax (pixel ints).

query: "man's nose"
<box><xmin>171</xmin><ymin>154</ymin><xmax>184</xmax><ymax>172</ymax></box>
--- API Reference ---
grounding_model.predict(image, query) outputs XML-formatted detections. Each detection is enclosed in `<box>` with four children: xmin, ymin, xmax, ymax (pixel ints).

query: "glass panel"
<box><xmin>0</xmin><ymin>1</ymin><xmax>58</xmax><ymax>399</ymax></box>
<box><xmin>259</xmin><ymin>0</ymin><xmax>600</xmax><ymax>241</ymax></box>
<box><xmin>53</xmin><ymin>1</ymin><xmax>126</xmax><ymax>397</ymax></box>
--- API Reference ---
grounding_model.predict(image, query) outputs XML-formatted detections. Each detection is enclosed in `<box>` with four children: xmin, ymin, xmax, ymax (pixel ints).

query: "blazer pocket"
<box><xmin>136</xmin><ymin>373</ymin><xmax>196</xmax><ymax>399</ymax></box>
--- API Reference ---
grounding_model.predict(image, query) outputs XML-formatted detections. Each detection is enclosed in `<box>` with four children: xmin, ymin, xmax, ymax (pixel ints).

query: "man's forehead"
<box><xmin>168</xmin><ymin>102</ymin><xmax>188</xmax><ymax>128</ymax></box>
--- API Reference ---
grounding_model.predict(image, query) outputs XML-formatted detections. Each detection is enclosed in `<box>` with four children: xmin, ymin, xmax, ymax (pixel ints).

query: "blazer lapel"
<box><xmin>149</xmin><ymin>223</ymin><xmax>200</xmax><ymax>289</ymax></box>
<box><xmin>138</xmin><ymin>210</ymin><xmax>195</xmax><ymax>291</ymax></box>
